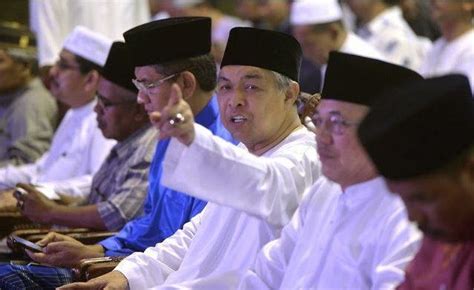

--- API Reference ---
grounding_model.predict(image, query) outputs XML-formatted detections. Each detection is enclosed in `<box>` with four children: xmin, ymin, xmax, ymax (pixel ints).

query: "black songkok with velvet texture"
<box><xmin>101</xmin><ymin>41</ymin><xmax>137</xmax><ymax>93</ymax></box>
<box><xmin>220</xmin><ymin>27</ymin><xmax>302</xmax><ymax>81</ymax></box>
<box><xmin>358</xmin><ymin>74</ymin><xmax>474</xmax><ymax>179</ymax></box>
<box><xmin>123</xmin><ymin>17</ymin><xmax>211</xmax><ymax>66</ymax></box>
<box><xmin>322</xmin><ymin>51</ymin><xmax>423</xmax><ymax>106</ymax></box>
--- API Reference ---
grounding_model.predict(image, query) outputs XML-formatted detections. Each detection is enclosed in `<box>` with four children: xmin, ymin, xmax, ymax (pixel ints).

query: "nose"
<box><xmin>228</xmin><ymin>90</ymin><xmax>245</xmax><ymax>108</ymax></box>
<box><xmin>49</xmin><ymin>65</ymin><xmax>59</xmax><ymax>78</ymax></box>
<box><xmin>94</xmin><ymin>101</ymin><xmax>103</xmax><ymax>114</ymax></box>
<box><xmin>315</xmin><ymin>124</ymin><xmax>333</xmax><ymax>145</ymax></box>
<box><xmin>137</xmin><ymin>90</ymin><xmax>149</xmax><ymax>105</ymax></box>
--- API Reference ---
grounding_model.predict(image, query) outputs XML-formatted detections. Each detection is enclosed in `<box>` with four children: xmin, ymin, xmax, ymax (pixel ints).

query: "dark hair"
<box><xmin>153</xmin><ymin>53</ymin><xmax>217</xmax><ymax>92</ymax></box>
<box><xmin>382</xmin><ymin>0</ymin><xmax>399</xmax><ymax>6</ymax></box>
<box><xmin>74</xmin><ymin>54</ymin><xmax>102</xmax><ymax>75</ymax></box>
<box><xmin>438</xmin><ymin>144</ymin><xmax>474</xmax><ymax>177</ymax></box>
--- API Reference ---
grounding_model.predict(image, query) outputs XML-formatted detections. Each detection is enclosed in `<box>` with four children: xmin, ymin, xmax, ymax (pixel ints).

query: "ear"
<box><xmin>284</xmin><ymin>81</ymin><xmax>300</xmax><ymax>106</ymax></box>
<box><xmin>83</xmin><ymin>70</ymin><xmax>100</xmax><ymax>94</ymax></box>
<box><xmin>176</xmin><ymin>71</ymin><xmax>197</xmax><ymax>101</ymax></box>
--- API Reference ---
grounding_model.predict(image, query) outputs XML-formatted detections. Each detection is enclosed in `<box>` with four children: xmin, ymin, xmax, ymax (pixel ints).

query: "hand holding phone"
<box><xmin>10</xmin><ymin>234</ymin><xmax>44</xmax><ymax>253</ymax></box>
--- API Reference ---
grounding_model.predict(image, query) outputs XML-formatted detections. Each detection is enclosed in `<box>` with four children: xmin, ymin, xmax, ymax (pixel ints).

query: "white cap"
<box><xmin>290</xmin><ymin>0</ymin><xmax>343</xmax><ymax>26</ymax></box>
<box><xmin>173</xmin><ymin>0</ymin><xmax>204</xmax><ymax>8</ymax></box>
<box><xmin>63</xmin><ymin>26</ymin><xmax>113</xmax><ymax>67</ymax></box>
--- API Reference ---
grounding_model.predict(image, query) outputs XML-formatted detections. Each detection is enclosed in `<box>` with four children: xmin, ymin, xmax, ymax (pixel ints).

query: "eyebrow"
<box><xmin>218</xmin><ymin>73</ymin><xmax>263</xmax><ymax>82</ymax></box>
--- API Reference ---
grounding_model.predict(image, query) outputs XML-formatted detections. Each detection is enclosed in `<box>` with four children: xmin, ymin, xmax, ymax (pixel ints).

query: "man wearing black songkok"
<box><xmin>64</xmin><ymin>26</ymin><xmax>322</xmax><ymax>289</ymax></box>
<box><xmin>234</xmin><ymin>51</ymin><xmax>423</xmax><ymax>289</ymax></box>
<box><xmin>358</xmin><ymin>74</ymin><xmax>474</xmax><ymax>289</ymax></box>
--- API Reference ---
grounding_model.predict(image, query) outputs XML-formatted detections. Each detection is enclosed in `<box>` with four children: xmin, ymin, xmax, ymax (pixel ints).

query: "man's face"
<box><xmin>49</xmin><ymin>49</ymin><xmax>89</xmax><ymax>106</ymax></box>
<box><xmin>235</xmin><ymin>0</ymin><xmax>261</xmax><ymax>22</ymax></box>
<box><xmin>314</xmin><ymin>99</ymin><xmax>377</xmax><ymax>188</ymax></box>
<box><xmin>345</xmin><ymin>0</ymin><xmax>375</xmax><ymax>22</ymax></box>
<box><xmin>430</xmin><ymin>0</ymin><xmax>473</xmax><ymax>25</ymax></box>
<box><xmin>292</xmin><ymin>25</ymin><xmax>334</xmax><ymax>66</ymax></box>
<box><xmin>217</xmin><ymin>65</ymin><xmax>295</xmax><ymax>151</ymax></box>
<box><xmin>0</xmin><ymin>49</ymin><xmax>28</xmax><ymax>93</ymax></box>
<box><xmin>134</xmin><ymin>65</ymin><xmax>176</xmax><ymax>118</ymax></box>
<box><xmin>387</xmin><ymin>163</ymin><xmax>474</xmax><ymax>242</ymax></box>
<box><xmin>95</xmin><ymin>77</ymin><xmax>138</xmax><ymax>141</ymax></box>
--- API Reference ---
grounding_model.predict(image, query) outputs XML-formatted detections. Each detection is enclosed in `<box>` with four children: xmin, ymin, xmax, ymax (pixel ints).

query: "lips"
<box><xmin>230</xmin><ymin>115</ymin><xmax>247</xmax><ymax>123</ymax></box>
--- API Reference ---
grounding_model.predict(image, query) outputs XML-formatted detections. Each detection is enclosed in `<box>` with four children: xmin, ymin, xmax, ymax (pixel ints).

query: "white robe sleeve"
<box><xmin>370</xmin><ymin>208</ymin><xmax>422</xmax><ymax>289</ymax></box>
<box><xmin>162</xmin><ymin>124</ymin><xmax>319</xmax><ymax>227</ymax></box>
<box><xmin>115</xmin><ymin>212</ymin><xmax>203</xmax><ymax>289</ymax></box>
<box><xmin>239</xmin><ymin>189</ymin><xmax>311</xmax><ymax>289</ymax></box>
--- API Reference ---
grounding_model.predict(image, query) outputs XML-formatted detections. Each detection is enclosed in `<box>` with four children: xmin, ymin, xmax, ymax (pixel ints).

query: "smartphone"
<box><xmin>10</xmin><ymin>234</ymin><xmax>44</xmax><ymax>253</ymax></box>
<box><xmin>13</xmin><ymin>187</ymin><xmax>28</xmax><ymax>197</ymax></box>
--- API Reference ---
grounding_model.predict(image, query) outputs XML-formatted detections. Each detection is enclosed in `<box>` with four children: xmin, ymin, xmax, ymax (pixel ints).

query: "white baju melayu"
<box><xmin>0</xmin><ymin>100</ymin><xmax>115</xmax><ymax>198</ymax></box>
<box><xmin>114</xmin><ymin>125</ymin><xmax>320</xmax><ymax>289</ymax></box>
<box><xmin>29</xmin><ymin>0</ymin><xmax>150</xmax><ymax>67</ymax></box>
<box><xmin>420</xmin><ymin>29</ymin><xmax>474</xmax><ymax>95</ymax></box>
<box><xmin>238</xmin><ymin>177</ymin><xmax>422</xmax><ymax>290</ymax></box>
<box><xmin>357</xmin><ymin>6</ymin><xmax>427</xmax><ymax>71</ymax></box>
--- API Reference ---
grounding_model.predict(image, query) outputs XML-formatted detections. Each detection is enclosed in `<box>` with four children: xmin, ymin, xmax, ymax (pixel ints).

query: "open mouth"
<box><xmin>230</xmin><ymin>115</ymin><xmax>247</xmax><ymax>123</ymax></box>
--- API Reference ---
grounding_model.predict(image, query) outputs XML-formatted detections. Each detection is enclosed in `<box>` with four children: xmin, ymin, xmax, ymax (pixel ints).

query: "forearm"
<box><xmin>46</xmin><ymin>204</ymin><xmax>107</xmax><ymax>230</ymax></box>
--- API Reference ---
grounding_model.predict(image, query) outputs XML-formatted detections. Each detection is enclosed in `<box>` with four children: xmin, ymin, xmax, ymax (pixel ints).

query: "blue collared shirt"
<box><xmin>100</xmin><ymin>96</ymin><xmax>235</xmax><ymax>256</ymax></box>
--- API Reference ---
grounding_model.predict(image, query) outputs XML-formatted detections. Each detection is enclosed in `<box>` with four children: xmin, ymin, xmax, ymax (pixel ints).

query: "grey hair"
<box><xmin>270</xmin><ymin>71</ymin><xmax>294</xmax><ymax>92</ymax></box>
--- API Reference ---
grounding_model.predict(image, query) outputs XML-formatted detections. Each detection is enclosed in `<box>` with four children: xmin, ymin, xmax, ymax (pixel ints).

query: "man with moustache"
<box><xmin>14</xmin><ymin>42</ymin><xmax>157</xmax><ymax>232</ymax></box>
<box><xmin>63</xmin><ymin>26</ymin><xmax>320</xmax><ymax>289</ymax></box>
<box><xmin>0</xmin><ymin>26</ymin><xmax>115</xmax><ymax>208</ymax></box>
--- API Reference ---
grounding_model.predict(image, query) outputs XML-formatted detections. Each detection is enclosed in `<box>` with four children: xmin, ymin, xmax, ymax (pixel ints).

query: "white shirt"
<box><xmin>239</xmin><ymin>177</ymin><xmax>422</xmax><ymax>290</ymax></box>
<box><xmin>357</xmin><ymin>6</ymin><xmax>427</xmax><ymax>71</ymax></box>
<box><xmin>114</xmin><ymin>125</ymin><xmax>321</xmax><ymax>289</ymax></box>
<box><xmin>29</xmin><ymin>0</ymin><xmax>150</xmax><ymax>66</ymax></box>
<box><xmin>420</xmin><ymin>29</ymin><xmax>474</xmax><ymax>95</ymax></box>
<box><xmin>0</xmin><ymin>100</ymin><xmax>116</xmax><ymax>197</ymax></box>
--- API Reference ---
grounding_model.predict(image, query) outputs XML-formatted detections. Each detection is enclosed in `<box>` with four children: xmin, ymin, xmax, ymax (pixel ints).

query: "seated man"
<box><xmin>228</xmin><ymin>52</ymin><xmax>422</xmax><ymax>289</ymax></box>
<box><xmin>0</xmin><ymin>22</ymin><xmax>58</xmax><ymax>166</ymax></box>
<box><xmin>358</xmin><ymin>74</ymin><xmax>474</xmax><ymax>289</ymax></box>
<box><xmin>0</xmin><ymin>17</ymin><xmax>235</xmax><ymax>289</ymax></box>
<box><xmin>0</xmin><ymin>26</ymin><xmax>116</xmax><ymax>205</ymax></box>
<box><xmin>14</xmin><ymin>41</ymin><xmax>157</xmax><ymax>231</ymax></box>
<box><xmin>63</xmin><ymin>27</ymin><xmax>320</xmax><ymax>289</ymax></box>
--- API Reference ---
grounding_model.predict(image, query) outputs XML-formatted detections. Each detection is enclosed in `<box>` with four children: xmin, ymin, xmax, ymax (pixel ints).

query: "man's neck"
<box><xmin>441</xmin><ymin>22</ymin><xmax>473</xmax><ymax>42</ymax></box>
<box><xmin>188</xmin><ymin>90</ymin><xmax>213</xmax><ymax>118</ymax></box>
<box><xmin>362</xmin><ymin>3</ymin><xmax>388</xmax><ymax>25</ymax></box>
<box><xmin>248</xmin><ymin>113</ymin><xmax>302</xmax><ymax>156</ymax></box>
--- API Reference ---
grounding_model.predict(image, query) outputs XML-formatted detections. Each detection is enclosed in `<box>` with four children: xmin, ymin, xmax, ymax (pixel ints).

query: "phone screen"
<box><xmin>11</xmin><ymin>235</ymin><xmax>44</xmax><ymax>253</ymax></box>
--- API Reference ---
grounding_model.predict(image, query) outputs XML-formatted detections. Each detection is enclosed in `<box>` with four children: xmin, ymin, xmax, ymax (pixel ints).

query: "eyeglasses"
<box><xmin>97</xmin><ymin>94</ymin><xmax>136</xmax><ymax>109</ymax></box>
<box><xmin>132</xmin><ymin>73</ymin><xmax>177</xmax><ymax>94</ymax></box>
<box><xmin>54</xmin><ymin>59</ymin><xmax>81</xmax><ymax>71</ymax></box>
<box><xmin>312</xmin><ymin>113</ymin><xmax>359</xmax><ymax>135</ymax></box>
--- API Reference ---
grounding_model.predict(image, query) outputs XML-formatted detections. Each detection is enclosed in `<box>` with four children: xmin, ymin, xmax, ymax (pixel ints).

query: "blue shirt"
<box><xmin>100</xmin><ymin>97</ymin><xmax>235</xmax><ymax>256</ymax></box>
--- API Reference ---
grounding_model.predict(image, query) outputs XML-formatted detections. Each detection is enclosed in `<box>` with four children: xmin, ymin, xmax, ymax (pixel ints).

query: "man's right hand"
<box><xmin>26</xmin><ymin>232</ymin><xmax>104</xmax><ymax>268</ymax></box>
<box><xmin>57</xmin><ymin>270</ymin><xmax>129</xmax><ymax>290</ymax></box>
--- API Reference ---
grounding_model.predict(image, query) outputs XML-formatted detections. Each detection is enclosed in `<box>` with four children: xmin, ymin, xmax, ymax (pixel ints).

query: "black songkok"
<box><xmin>358</xmin><ymin>74</ymin><xmax>474</xmax><ymax>180</ymax></box>
<box><xmin>220</xmin><ymin>27</ymin><xmax>302</xmax><ymax>81</ymax></box>
<box><xmin>101</xmin><ymin>41</ymin><xmax>137</xmax><ymax>93</ymax></box>
<box><xmin>123</xmin><ymin>17</ymin><xmax>211</xmax><ymax>66</ymax></box>
<box><xmin>322</xmin><ymin>52</ymin><xmax>423</xmax><ymax>106</ymax></box>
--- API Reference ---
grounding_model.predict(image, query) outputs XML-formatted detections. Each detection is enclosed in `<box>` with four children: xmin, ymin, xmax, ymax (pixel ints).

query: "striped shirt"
<box><xmin>86</xmin><ymin>125</ymin><xmax>157</xmax><ymax>231</ymax></box>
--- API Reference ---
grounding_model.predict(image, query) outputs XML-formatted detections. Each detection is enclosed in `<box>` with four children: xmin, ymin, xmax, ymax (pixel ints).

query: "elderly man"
<box><xmin>14</xmin><ymin>41</ymin><xmax>157</xmax><ymax>231</ymax></box>
<box><xmin>0</xmin><ymin>17</ymin><xmax>235</xmax><ymax>289</ymax></box>
<box><xmin>419</xmin><ymin>0</ymin><xmax>474</xmax><ymax>94</ymax></box>
<box><xmin>358</xmin><ymin>74</ymin><xmax>474</xmax><ymax>289</ymax></box>
<box><xmin>345</xmin><ymin>0</ymin><xmax>425</xmax><ymax>70</ymax></box>
<box><xmin>0</xmin><ymin>23</ymin><xmax>57</xmax><ymax>166</ymax></box>
<box><xmin>62</xmin><ymin>27</ymin><xmax>320</xmax><ymax>289</ymax></box>
<box><xmin>0</xmin><ymin>26</ymin><xmax>115</xmax><ymax>208</ymax></box>
<box><xmin>229</xmin><ymin>52</ymin><xmax>422</xmax><ymax>290</ymax></box>
<box><xmin>291</xmin><ymin>0</ymin><xmax>383</xmax><ymax>82</ymax></box>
